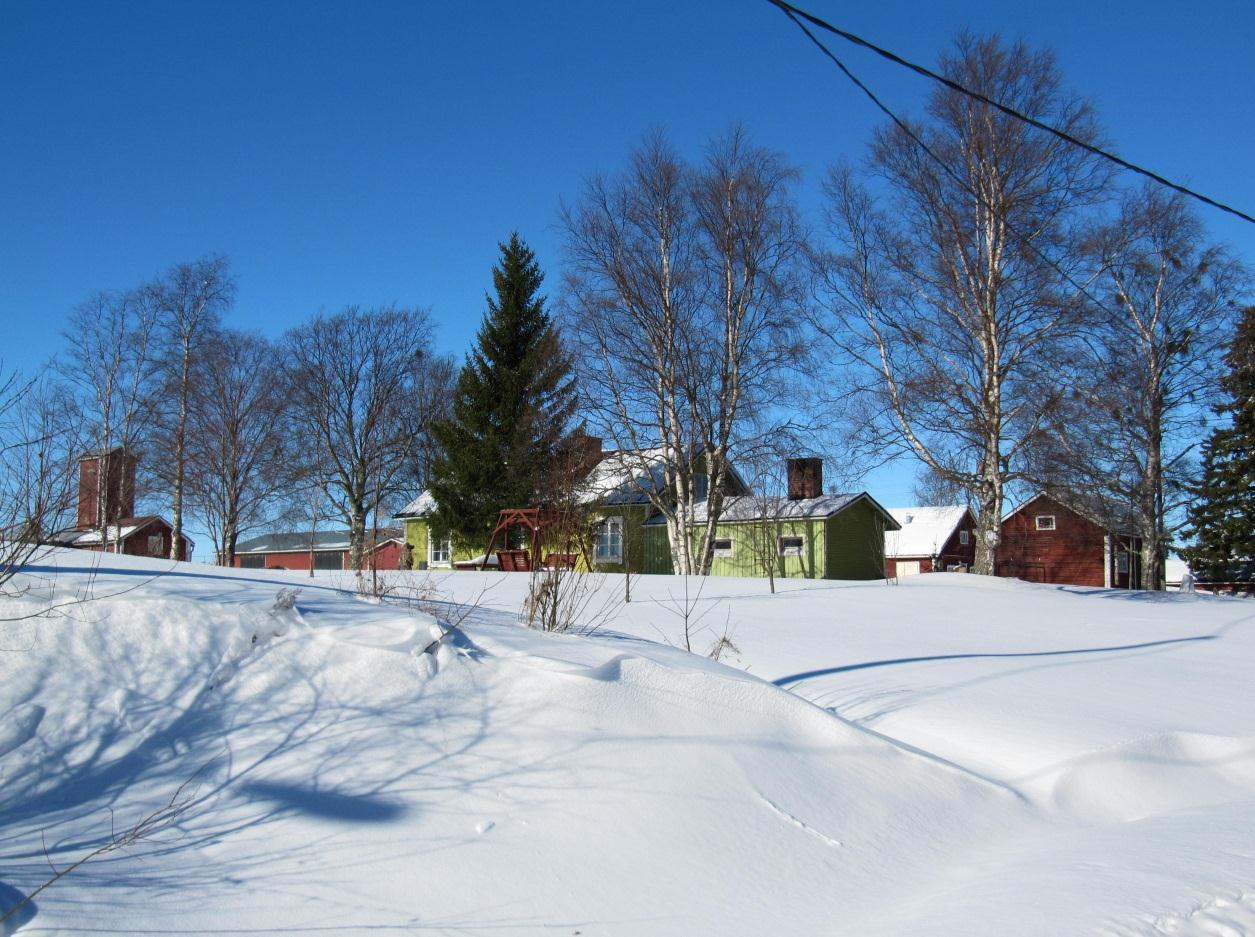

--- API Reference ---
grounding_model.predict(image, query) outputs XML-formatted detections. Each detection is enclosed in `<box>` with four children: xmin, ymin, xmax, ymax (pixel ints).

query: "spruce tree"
<box><xmin>1181</xmin><ymin>305</ymin><xmax>1255</xmax><ymax>583</ymax></box>
<box><xmin>427</xmin><ymin>233</ymin><xmax>576</xmax><ymax>550</ymax></box>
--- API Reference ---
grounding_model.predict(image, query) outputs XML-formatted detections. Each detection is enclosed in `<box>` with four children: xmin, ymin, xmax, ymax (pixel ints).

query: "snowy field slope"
<box><xmin>1</xmin><ymin>552</ymin><xmax>1253</xmax><ymax>935</ymax></box>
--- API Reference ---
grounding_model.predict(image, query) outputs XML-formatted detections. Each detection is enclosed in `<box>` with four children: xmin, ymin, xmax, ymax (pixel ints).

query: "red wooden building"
<box><xmin>48</xmin><ymin>449</ymin><xmax>193</xmax><ymax>561</ymax></box>
<box><xmin>233</xmin><ymin>529</ymin><xmax>405</xmax><ymax>572</ymax></box>
<box><xmin>997</xmin><ymin>494</ymin><xmax>1141</xmax><ymax>589</ymax></box>
<box><xmin>884</xmin><ymin>505</ymin><xmax>976</xmax><ymax>577</ymax></box>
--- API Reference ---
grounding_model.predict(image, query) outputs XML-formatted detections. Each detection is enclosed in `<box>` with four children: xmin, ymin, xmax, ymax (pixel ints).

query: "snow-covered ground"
<box><xmin>2</xmin><ymin>551</ymin><xmax>1253</xmax><ymax>935</ymax></box>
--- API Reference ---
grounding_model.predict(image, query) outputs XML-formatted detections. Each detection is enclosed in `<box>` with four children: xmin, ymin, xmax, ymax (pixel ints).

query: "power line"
<box><xmin>770</xmin><ymin>0</ymin><xmax>1111</xmax><ymax>312</ymax></box>
<box><xmin>767</xmin><ymin>0</ymin><xmax>1255</xmax><ymax>227</ymax></box>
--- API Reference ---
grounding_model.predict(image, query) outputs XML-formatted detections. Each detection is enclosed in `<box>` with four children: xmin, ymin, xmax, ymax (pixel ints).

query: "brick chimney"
<box><xmin>786</xmin><ymin>457</ymin><xmax>823</xmax><ymax>501</ymax></box>
<box><xmin>77</xmin><ymin>448</ymin><xmax>137</xmax><ymax>529</ymax></box>
<box><xmin>575</xmin><ymin>433</ymin><xmax>603</xmax><ymax>473</ymax></box>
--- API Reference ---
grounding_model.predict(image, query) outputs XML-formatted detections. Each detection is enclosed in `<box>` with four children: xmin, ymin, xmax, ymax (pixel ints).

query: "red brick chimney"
<box><xmin>77</xmin><ymin>448</ymin><xmax>137</xmax><ymax>530</ymax></box>
<box><xmin>786</xmin><ymin>457</ymin><xmax>823</xmax><ymax>501</ymax></box>
<box><xmin>575</xmin><ymin>433</ymin><xmax>603</xmax><ymax>473</ymax></box>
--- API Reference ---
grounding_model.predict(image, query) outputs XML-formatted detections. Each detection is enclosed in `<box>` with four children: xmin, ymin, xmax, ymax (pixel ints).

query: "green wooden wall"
<box><xmin>823</xmin><ymin>498</ymin><xmax>889</xmax><ymax>579</ymax></box>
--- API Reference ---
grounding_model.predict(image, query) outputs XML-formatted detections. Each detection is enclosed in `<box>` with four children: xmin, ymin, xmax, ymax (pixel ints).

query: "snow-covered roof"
<box><xmin>884</xmin><ymin>506</ymin><xmax>969</xmax><ymax>558</ymax></box>
<box><xmin>48</xmin><ymin>522</ymin><xmax>146</xmax><ymax>546</ymax></box>
<box><xmin>47</xmin><ymin>516</ymin><xmax>194</xmax><ymax>548</ymax></box>
<box><xmin>687</xmin><ymin>493</ymin><xmax>896</xmax><ymax>525</ymax></box>
<box><xmin>574</xmin><ymin>448</ymin><xmax>668</xmax><ymax>505</ymax></box>
<box><xmin>394</xmin><ymin>490</ymin><xmax>438</xmax><ymax>519</ymax></box>
<box><xmin>235</xmin><ymin>528</ymin><xmax>403</xmax><ymax>554</ymax></box>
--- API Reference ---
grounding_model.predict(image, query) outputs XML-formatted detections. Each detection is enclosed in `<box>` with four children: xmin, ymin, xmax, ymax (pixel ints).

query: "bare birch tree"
<box><xmin>813</xmin><ymin>34</ymin><xmax>1108</xmax><ymax>575</ymax></box>
<box><xmin>58</xmin><ymin>288</ymin><xmax>161</xmax><ymax>543</ymax></box>
<box><xmin>149</xmin><ymin>256</ymin><xmax>235</xmax><ymax>559</ymax></box>
<box><xmin>1037</xmin><ymin>187</ymin><xmax>1249</xmax><ymax>588</ymax></box>
<box><xmin>184</xmin><ymin>329</ymin><xmax>292</xmax><ymax>565</ymax></box>
<box><xmin>563</xmin><ymin>127</ymin><xmax>806</xmax><ymax>575</ymax></box>
<box><xmin>0</xmin><ymin>366</ymin><xmax>83</xmax><ymax>588</ymax></box>
<box><xmin>284</xmin><ymin>306</ymin><xmax>438</xmax><ymax>571</ymax></box>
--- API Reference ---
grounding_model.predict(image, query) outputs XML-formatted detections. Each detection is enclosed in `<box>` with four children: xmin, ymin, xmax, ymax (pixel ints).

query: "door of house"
<box><xmin>897</xmin><ymin>560</ymin><xmax>921</xmax><ymax>577</ymax></box>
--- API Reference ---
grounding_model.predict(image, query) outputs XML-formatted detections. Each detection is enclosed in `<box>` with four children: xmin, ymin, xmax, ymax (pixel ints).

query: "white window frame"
<box><xmin>593</xmin><ymin>516</ymin><xmax>624</xmax><ymax>563</ymax></box>
<box><xmin>712</xmin><ymin>536</ymin><xmax>734</xmax><ymax>557</ymax></box>
<box><xmin>959</xmin><ymin>529</ymin><xmax>970</xmax><ymax>545</ymax></box>
<box><xmin>427</xmin><ymin>530</ymin><xmax>451</xmax><ymax>567</ymax></box>
<box><xmin>1035</xmin><ymin>515</ymin><xmax>1056</xmax><ymax>531</ymax></box>
<box><xmin>778</xmin><ymin>534</ymin><xmax>805</xmax><ymax>557</ymax></box>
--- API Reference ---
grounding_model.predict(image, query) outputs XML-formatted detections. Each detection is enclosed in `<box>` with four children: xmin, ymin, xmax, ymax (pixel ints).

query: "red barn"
<box><xmin>233</xmin><ymin>529</ymin><xmax>405</xmax><ymax>572</ymax></box>
<box><xmin>997</xmin><ymin>494</ymin><xmax>1141</xmax><ymax>588</ymax></box>
<box><xmin>48</xmin><ymin>449</ymin><xmax>193</xmax><ymax>561</ymax></box>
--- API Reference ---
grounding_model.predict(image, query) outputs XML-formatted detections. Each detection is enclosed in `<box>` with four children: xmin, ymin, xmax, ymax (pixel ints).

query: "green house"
<box><xmin>393</xmin><ymin>443</ymin><xmax>748</xmax><ymax>574</ymax></box>
<box><xmin>656</xmin><ymin>492</ymin><xmax>900</xmax><ymax>580</ymax></box>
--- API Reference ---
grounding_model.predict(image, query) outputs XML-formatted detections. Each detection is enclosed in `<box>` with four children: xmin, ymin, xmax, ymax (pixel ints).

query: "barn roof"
<box><xmin>235</xmin><ymin>528</ymin><xmax>403</xmax><ymax>554</ymax></box>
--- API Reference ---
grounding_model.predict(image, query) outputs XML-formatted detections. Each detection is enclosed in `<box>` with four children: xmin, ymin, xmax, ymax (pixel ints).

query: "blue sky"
<box><xmin>3</xmin><ymin>0</ymin><xmax>1253</xmax><ymax>527</ymax></box>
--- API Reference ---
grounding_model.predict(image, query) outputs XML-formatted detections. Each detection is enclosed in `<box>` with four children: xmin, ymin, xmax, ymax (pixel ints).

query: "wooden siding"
<box><xmin>824</xmin><ymin>499</ymin><xmax>889</xmax><ymax>580</ymax></box>
<box><xmin>997</xmin><ymin>495</ymin><xmax>1140</xmax><ymax>588</ymax></box>
<box><xmin>884</xmin><ymin>509</ymin><xmax>976</xmax><ymax>577</ymax></box>
<box><xmin>701</xmin><ymin>518</ymin><xmax>825</xmax><ymax>579</ymax></box>
<box><xmin>233</xmin><ymin>540</ymin><xmax>403</xmax><ymax>572</ymax></box>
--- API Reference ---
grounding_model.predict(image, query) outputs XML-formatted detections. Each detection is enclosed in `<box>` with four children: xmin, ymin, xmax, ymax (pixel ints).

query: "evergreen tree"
<box><xmin>1181</xmin><ymin>305</ymin><xmax>1255</xmax><ymax>583</ymax></box>
<box><xmin>428</xmin><ymin>234</ymin><xmax>576</xmax><ymax>550</ymax></box>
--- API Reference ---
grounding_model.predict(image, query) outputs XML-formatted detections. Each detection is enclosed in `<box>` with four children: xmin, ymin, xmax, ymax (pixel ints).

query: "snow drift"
<box><xmin>2</xmin><ymin>551</ymin><xmax>1254</xmax><ymax>935</ymax></box>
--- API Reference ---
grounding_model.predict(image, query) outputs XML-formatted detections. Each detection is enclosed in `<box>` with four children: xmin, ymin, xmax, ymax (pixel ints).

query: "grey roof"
<box><xmin>236</xmin><ymin>528</ymin><xmax>404</xmax><ymax>554</ymax></box>
<box><xmin>640</xmin><ymin>493</ymin><xmax>900</xmax><ymax>527</ymax></box>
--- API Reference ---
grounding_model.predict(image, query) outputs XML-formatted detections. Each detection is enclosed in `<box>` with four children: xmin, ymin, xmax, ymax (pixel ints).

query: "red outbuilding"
<box><xmin>232</xmin><ymin>529</ymin><xmax>405</xmax><ymax>572</ymax></box>
<box><xmin>997</xmin><ymin>493</ymin><xmax>1141</xmax><ymax>589</ymax></box>
<box><xmin>48</xmin><ymin>449</ymin><xmax>193</xmax><ymax>561</ymax></box>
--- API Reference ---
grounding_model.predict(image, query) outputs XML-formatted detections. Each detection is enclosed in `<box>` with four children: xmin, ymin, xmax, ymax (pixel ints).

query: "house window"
<box><xmin>1035</xmin><ymin>515</ymin><xmax>1056</xmax><ymax>531</ymax></box>
<box><xmin>593</xmin><ymin>516</ymin><xmax>624</xmax><ymax>563</ymax></box>
<box><xmin>1117</xmin><ymin>552</ymin><xmax>1130</xmax><ymax>574</ymax></box>
<box><xmin>778</xmin><ymin>535</ymin><xmax>804</xmax><ymax>557</ymax></box>
<box><xmin>147</xmin><ymin>534</ymin><xmax>163</xmax><ymax>556</ymax></box>
<box><xmin>428</xmin><ymin>531</ymin><xmax>451</xmax><ymax>566</ymax></box>
<box><xmin>959</xmin><ymin>530</ymin><xmax>970</xmax><ymax>545</ymax></box>
<box><xmin>239</xmin><ymin>555</ymin><xmax>264</xmax><ymax>569</ymax></box>
<box><xmin>712</xmin><ymin>537</ymin><xmax>734</xmax><ymax>557</ymax></box>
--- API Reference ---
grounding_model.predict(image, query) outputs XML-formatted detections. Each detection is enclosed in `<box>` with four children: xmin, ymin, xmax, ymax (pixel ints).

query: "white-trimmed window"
<box><xmin>147</xmin><ymin>533</ymin><xmax>163</xmax><ymax>556</ymax></box>
<box><xmin>593</xmin><ymin>516</ymin><xmax>624</xmax><ymax>563</ymax></box>
<box><xmin>1035</xmin><ymin>515</ymin><xmax>1056</xmax><ymax>531</ymax></box>
<box><xmin>712</xmin><ymin>537</ymin><xmax>734</xmax><ymax>557</ymax></box>
<box><xmin>959</xmin><ymin>529</ymin><xmax>970</xmax><ymax>545</ymax></box>
<box><xmin>428</xmin><ymin>531</ymin><xmax>451</xmax><ymax>566</ymax></box>
<box><xmin>778</xmin><ymin>534</ymin><xmax>804</xmax><ymax>557</ymax></box>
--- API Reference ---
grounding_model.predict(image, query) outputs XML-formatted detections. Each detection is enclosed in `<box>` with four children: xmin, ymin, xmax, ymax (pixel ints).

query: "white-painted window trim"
<box><xmin>778</xmin><ymin>534</ymin><xmax>805</xmax><ymax>557</ymax></box>
<box><xmin>594</xmin><ymin>516</ymin><xmax>624</xmax><ymax>563</ymax></box>
<box><xmin>712</xmin><ymin>537</ymin><xmax>734</xmax><ymax>557</ymax></box>
<box><xmin>427</xmin><ymin>529</ymin><xmax>451</xmax><ymax>567</ymax></box>
<box><xmin>959</xmin><ymin>529</ymin><xmax>970</xmax><ymax>545</ymax></box>
<box><xmin>1035</xmin><ymin>515</ymin><xmax>1056</xmax><ymax>531</ymax></box>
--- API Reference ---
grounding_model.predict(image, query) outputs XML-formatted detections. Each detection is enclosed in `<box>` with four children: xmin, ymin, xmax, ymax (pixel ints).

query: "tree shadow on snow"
<box><xmin>773</xmin><ymin>634</ymin><xmax>1216</xmax><ymax>687</ymax></box>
